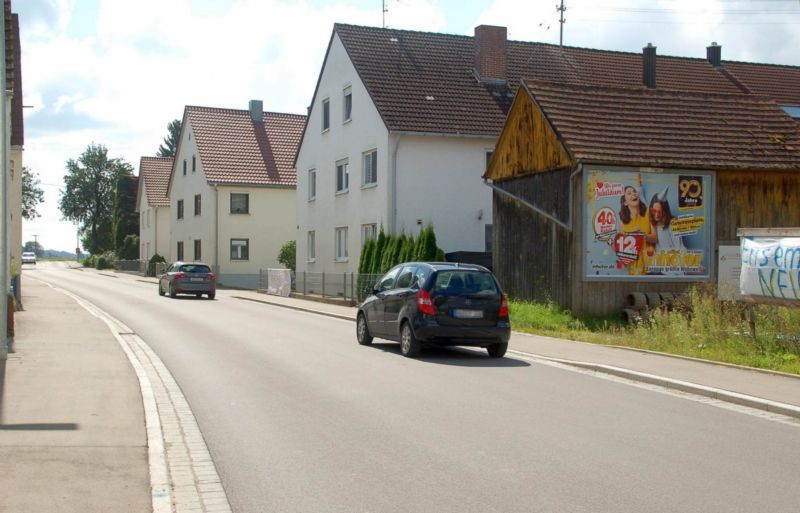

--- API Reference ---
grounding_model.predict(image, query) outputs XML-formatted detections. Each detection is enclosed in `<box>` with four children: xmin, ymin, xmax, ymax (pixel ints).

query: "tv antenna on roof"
<box><xmin>557</xmin><ymin>0</ymin><xmax>566</xmax><ymax>47</ymax></box>
<box><xmin>383</xmin><ymin>0</ymin><xmax>388</xmax><ymax>28</ymax></box>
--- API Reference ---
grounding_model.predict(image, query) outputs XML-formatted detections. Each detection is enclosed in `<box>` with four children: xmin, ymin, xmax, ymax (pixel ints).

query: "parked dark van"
<box><xmin>356</xmin><ymin>262</ymin><xmax>511</xmax><ymax>358</ymax></box>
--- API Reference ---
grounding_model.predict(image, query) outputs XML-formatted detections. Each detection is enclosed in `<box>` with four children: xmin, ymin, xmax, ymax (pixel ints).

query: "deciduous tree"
<box><xmin>21</xmin><ymin>166</ymin><xmax>45</xmax><ymax>220</ymax></box>
<box><xmin>59</xmin><ymin>144</ymin><xmax>133</xmax><ymax>255</ymax></box>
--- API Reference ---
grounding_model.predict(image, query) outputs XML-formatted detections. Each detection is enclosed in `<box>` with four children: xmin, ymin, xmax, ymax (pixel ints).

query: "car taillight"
<box><xmin>208</xmin><ymin>273</ymin><xmax>216</xmax><ymax>281</ymax></box>
<box><xmin>416</xmin><ymin>289</ymin><xmax>436</xmax><ymax>315</ymax></box>
<box><xmin>499</xmin><ymin>294</ymin><xmax>509</xmax><ymax>317</ymax></box>
<box><xmin>174</xmin><ymin>273</ymin><xmax>186</xmax><ymax>279</ymax></box>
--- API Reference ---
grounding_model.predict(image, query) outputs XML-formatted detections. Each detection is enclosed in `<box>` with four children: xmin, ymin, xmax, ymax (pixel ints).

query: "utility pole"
<box><xmin>382</xmin><ymin>0</ymin><xmax>388</xmax><ymax>29</ymax></box>
<box><xmin>33</xmin><ymin>234</ymin><xmax>38</xmax><ymax>256</ymax></box>
<box><xmin>557</xmin><ymin>0</ymin><xmax>567</xmax><ymax>47</ymax></box>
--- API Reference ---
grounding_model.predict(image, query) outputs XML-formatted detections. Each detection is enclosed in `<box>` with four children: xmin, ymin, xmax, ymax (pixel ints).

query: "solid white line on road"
<box><xmin>35</xmin><ymin>278</ymin><xmax>234</xmax><ymax>513</ymax></box>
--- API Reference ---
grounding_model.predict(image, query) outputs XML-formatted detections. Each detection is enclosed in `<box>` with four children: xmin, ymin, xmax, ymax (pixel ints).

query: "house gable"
<box><xmin>485</xmin><ymin>84</ymin><xmax>571</xmax><ymax>181</ymax></box>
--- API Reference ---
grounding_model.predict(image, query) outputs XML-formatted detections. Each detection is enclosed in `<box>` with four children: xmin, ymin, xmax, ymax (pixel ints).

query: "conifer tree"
<box><xmin>371</xmin><ymin>228</ymin><xmax>387</xmax><ymax>274</ymax></box>
<box><xmin>358</xmin><ymin>239</ymin><xmax>375</xmax><ymax>274</ymax></box>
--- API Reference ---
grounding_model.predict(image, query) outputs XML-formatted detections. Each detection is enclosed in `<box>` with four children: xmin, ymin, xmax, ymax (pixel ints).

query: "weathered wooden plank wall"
<box><xmin>492</xmin><ymin>171</ymin><xmax>571</xmax><ymax>304</ymax></box>
<box><xmin>716</xmin><ymin>170</ymin><xmax>800</xmax><ymax>245</ymax></box>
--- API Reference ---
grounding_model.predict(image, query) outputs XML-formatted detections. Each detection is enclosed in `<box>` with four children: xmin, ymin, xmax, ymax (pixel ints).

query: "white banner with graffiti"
<box><xmin>740</xmin><ymin>236</ymin><xmax>800</xmax><ymax>302</ymax></box>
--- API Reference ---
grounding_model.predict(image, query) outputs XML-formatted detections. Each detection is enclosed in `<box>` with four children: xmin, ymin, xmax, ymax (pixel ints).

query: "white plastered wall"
<box><xmin>295</xmin><ymin>33</ymin><xmax>390</xmax><ymax>274</ymax></box>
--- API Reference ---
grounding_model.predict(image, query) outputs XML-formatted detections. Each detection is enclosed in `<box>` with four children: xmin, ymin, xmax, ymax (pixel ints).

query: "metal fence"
<box><xmin>260</xmin><ymin>271</ymin><xmax>383</xmax><ymax>303</ymax></box>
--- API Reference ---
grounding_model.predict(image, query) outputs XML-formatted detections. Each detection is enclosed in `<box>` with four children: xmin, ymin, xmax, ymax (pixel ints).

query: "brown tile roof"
<box><xmin>186</xmin><ymin>106</ymin><xmax>306</xmax><ymax>187</ymax></box>
<box><xmin>523</xmin><ymin>79</ymin><xmax>800</xmax><ymax>170</ymax></box>
<box><xmin>139</xmin><ymin>157</ymin><xmax>173</xmax><ymax>207</ymax></box>
<box><xmin>333</xmin><ymin>24</ymin><xmax>800</xmax><ymax>136</ymax></box>
<box><xmin>723</xmin><ymin>61</ymin><xmax>800</xmax><ymax>105</ymax></box>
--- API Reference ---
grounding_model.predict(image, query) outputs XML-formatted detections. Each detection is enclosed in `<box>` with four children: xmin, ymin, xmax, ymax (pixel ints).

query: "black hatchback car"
<box><xmin>356</xmin><ymin>262</ymin><xmax>511</xmax><ymax>358</ymax></box>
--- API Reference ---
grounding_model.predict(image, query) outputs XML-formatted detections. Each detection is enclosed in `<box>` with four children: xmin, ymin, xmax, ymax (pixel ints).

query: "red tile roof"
<box><xmin>186</xmin><ymin>106</ymin><xmax>306</xmax><ymax>186</ymax></box>
<box><xmin>139</xmin><ymin>157</ymin><xmax>173</xmax><ymax>207</ymax></box>
<box><xmin>523</xmin><ymin>79</ymin><xmax>800</xmax><ymax>170</ymax></box>
<box><xmin>333</xmin><ymin>24</ymin><xmax>800</xmax><ymax>136</ymax></box>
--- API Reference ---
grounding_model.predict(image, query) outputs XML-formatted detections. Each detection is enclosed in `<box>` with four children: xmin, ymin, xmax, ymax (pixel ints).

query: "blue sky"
<box><xmin>14</xmin><ymin>0</ymin><xmax>800</xmax><ymax>252</ymax></box>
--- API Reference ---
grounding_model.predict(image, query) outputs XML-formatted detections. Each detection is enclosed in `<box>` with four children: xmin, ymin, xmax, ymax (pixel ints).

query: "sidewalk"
<box><xmin>0</xmin><ymin>278</ymin><xmax>150</xmax><ymax>513</ymax></box>
<box><xmin>227</xmin><ymin>286</ymin><xmax>800</xmax><ymax>415</ymax></box>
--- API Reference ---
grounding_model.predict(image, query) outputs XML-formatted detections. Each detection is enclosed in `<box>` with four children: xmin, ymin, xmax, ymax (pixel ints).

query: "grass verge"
<box><xmin>508</xmin><ymin>287</ymin><xmax>800</xmax><ymax>375</ymax></box>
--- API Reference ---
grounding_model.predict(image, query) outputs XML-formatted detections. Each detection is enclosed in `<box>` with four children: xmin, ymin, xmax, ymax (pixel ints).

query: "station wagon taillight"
<box><xmin>174</xmin><ymin>273</ymin><xmax>186</xmax><ymax>280</ymax></box>
<box><xmin>499</xmin><ymin>294</ymin><xmax>509</xmax><ymax>318</ymax></box>
<box><xmin>208</xmin><ymin>273</ymin><xmax>216</xmax><ymax>281</ymax></box>
<box><xmin>416</xmin><ymin>289</ymin><xmax>436</xmax><ymax>315</ymax></box>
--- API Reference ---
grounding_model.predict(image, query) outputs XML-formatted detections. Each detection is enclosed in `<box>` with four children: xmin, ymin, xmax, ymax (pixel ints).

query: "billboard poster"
<box><xmin>583</xmin><ymin>167</ymin><xmax>712</xmax><ymax>279</ymax></box>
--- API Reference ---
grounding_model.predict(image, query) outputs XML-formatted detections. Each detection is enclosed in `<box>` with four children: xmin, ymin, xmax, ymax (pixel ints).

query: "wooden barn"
<box><xmin>484</xmin><ymin>79</ymin><xmax>800</xmax><ymax>315</ymax></box>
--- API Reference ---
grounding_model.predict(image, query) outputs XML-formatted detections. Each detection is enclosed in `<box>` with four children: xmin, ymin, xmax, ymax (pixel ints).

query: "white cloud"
<box><xmin>19</xmin><ymin>0</ymin><xmax>447</xmax><ymax>251</ymax></box>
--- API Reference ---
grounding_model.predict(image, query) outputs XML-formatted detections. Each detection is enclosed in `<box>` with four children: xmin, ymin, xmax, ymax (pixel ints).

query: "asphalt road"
<box><xmin>27</xmin><ymin>263</ymin><xmax>800</xmax><ymax>513</ymax></box>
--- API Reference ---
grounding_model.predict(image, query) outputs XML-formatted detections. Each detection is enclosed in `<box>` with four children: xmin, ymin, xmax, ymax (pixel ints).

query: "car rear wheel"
<box><xmin>487</xmin><ymin>342</ymin><xmax>508</xmax><ymax>358</ymax></box>
<box><xmin>195</xmin><ymin>293</ymin><xmax>202</xmax><ymax>298</ymax></box>
<box><xmin>158</xmin><ymin>282</ymin><xmax>165</xmax><ymax>296</ymax></box>
<box><xmin>207</xmin><ymin>292</ymin><xmax>215</xmax><ymax>300</ymax></box>
<box><xmin>356</xmin><ymin>313</ymin><xmax>373</xmax><ymax>346</ymax></box>
<box><xmin>400</xmin><ymin>322</ymin><xmax>421</xmax><ymax>358</ymax></box>
<box><xmin>169</xmin><ymin>283</ymin><xmax>177</xmax><ymax>298</ymax></box>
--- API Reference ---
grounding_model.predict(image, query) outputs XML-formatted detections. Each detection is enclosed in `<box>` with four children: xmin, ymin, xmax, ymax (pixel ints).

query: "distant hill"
<box><xmin>43</xmin><ymin>249</ymin><xmax>81</xmax><ymax>259</ymax></box>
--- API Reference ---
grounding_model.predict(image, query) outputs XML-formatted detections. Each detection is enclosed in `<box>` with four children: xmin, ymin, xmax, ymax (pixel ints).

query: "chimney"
<box><xmin>474</xmin><ymin>25</ymin><xmax>507</xmax><ymax>83</ymax></box>
<box><xmin>642</xmin><ymin>43</ymin><xmax>656</xmax><ymax>88</ymax></box>
<box><xmin>707</xmin><ymin>42</ymin><xmax>722</xmax><ymax>67</ymax></box>
<box><xmin>249</xmin><ymin>99</ymin><xmax>263</xmax><ymax>124</ymax></box>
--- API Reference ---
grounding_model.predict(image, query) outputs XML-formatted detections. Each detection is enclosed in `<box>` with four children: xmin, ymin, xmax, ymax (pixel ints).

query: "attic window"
<box><xmin>425</xmin><ymin>95</ymin><xmax>435</xmax><ymax>101</ymax></box>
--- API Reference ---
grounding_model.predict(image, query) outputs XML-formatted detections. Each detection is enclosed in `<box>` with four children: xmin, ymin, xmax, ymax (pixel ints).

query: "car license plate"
<box><xmin>452</xmin><ymin>309</ymin><xmax>483</xmax><ymax>319</ymax></box>
<box><xmin>190</xmin><ymin>277</ymin><xmax>204</xmax><ymax>282</ymax></box>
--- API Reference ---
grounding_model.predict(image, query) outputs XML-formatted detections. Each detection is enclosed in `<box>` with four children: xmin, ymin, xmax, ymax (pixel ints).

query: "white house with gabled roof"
<box><xmin>167</xmin><ymin>100</ymin><xmax>306</xmax><ymax>288</ymax></box>
<box><xmin>136</xmin><ymin>156</ymin><xmax>173</xmax><ymax>263</ymax></box>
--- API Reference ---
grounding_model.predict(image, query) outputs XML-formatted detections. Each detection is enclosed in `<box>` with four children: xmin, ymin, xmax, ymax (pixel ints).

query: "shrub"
<box><xmin>119</xmin><ymin>234</ymin><xmax>139</xmax><ymax>260</ymax></box>
<box><xmin>96</xmin><ymin>256</ymin><xmax>110</xmax><ymax>270</ymax></box>
<box><xmin>147</xmin><ymin>253</ymin><xmax>166</xmax><ymax>277</ymax></box>
<box><xmin>278</xmin><ymin>240</ymin><xmax>296</xmax><ymax>271</ymax></box>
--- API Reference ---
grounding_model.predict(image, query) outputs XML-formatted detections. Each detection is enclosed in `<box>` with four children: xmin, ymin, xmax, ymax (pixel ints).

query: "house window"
<box><xmin>177</xmin><ymin>199</ymin><xmax>184</xmax><ymax>219</ymax></box>
<box><xmin>307</xmin><ymin>231</ymin><xmax>316</xmax><ymax>262</ymax></box>
<box><xmin>194</xmin><ymin>194</ymin><xmax>202</xmax><ymax>216</ymax></box>
<box><xmin>231</xmin><ymin>238</ymin><xmax>249</xmax><ymax>261</ymax></box>
<box><xmin>343</xmin><ymin>86</ymin><xmax>352</xmax><ymax>122</ymax></box>
<box><xmin>183</xmin><ymin>159</ymin><xmax>187</xmax><ymax>175</ymax></box>
<box><xmin>308</xmin><ymin>169</ymin><xmax>316</xmax><ymax>201</ymax></box>
<box><xmin>336</xmin><ymin>158</ymin><xmax>349</xmax><ymax>193</ymax></box>
<box><xmin>335</xmin><ymin>227</ymin><xmax>348</xmax><ymax>261</ymax></box>
<box><xmin>362</xmin><ymin>149</ymin><xmax>377</xmax><ymax>186</ymax></box>
<box><xmin>192</xmin><ymin>155</ymin><xmax>196</xmax><ymax>172</ymax></box>
<box><xmin>485</xmin><ymin>150</ymin><xmax>494</xmax><ymax>170</ymax></box>
<box><xmin>322</xmin><ymin>98</ymin><xmax>330</xmax><ymax>131</ymax></box>
<box><xmin>194</xmin><ymin>239</ymin><xmax>202</xmax><ymax>261</ymax></box>
<box><xmin>230</xmin><ymin>193</ymin><xmax>249</xmax><ymax>214</ymax></box>
<box><xmin>361</xmin><ymin>223</ymin><xmax>377</xmax><ymax>245</ymax></box>
<box><xmin>177</xmin><ymin>241</ymin><xmax>184</xmax><ymax>261</ymax></box>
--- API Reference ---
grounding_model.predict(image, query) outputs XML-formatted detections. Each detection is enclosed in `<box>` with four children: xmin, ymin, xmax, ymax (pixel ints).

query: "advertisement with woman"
<box><xmin>583</xmin><ymin>167</ymin><xmax>712</xmax><ymax>279</ymax></box>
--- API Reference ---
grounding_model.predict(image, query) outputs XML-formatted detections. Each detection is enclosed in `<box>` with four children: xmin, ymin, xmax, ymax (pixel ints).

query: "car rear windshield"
<box><xmin>179</xmin><ymin>264</ymin><xmax>212</xmax><ymax>274</ymax></box>
<box><xmin>431</xmin><ymin>270</ymin><xmax>499</xmax><ymax>296</ymax></box>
